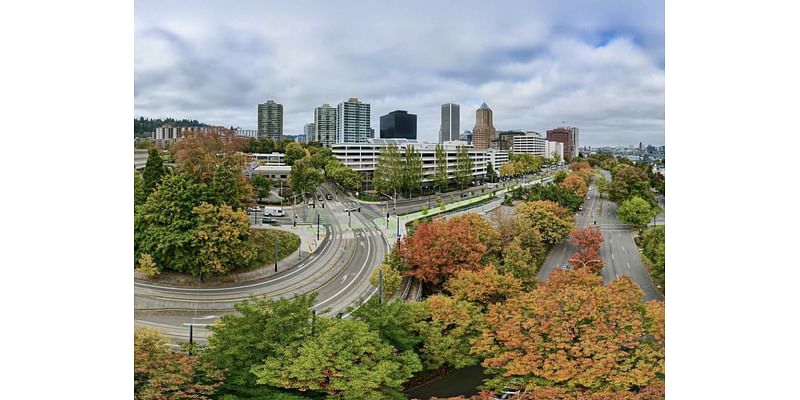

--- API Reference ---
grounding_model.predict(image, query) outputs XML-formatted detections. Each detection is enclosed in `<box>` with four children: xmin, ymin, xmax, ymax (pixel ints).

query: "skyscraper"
<box><xmin>380</xmin><ymin>110</ymin><xmax>417</xmax><ymax>140</ymax></box>
<box><xmin>304</xmin><ymin>123</ymin><xmax>316</xmax><ymax>143</ymax></box>
<box><xmin>257</xmin><ymin>100</ymin><xmax>283</xmax><ymax>140</ymax></box>
<box><xmin>314</xmin><ymin>104</ymin><xmax>337</xmax><ymax>147</ymax></box>
<box><xmin>440</xmin><ymin>103</ymin><xmax>460</xmax><ymax>143</ymax></box>
<box><xmin>546</xmin><ymin>126</ymin><xmax>580</xmax><ymax>160</ymax></box>
<box><xmin>336</xmin><ymin>97</ymin><xmax>372</xmax><ymax>144</ymax></box>
<box><xmin>472</xmin><ymin>102</ymin><xmax>496</xmax><ymax>149</ymax></box>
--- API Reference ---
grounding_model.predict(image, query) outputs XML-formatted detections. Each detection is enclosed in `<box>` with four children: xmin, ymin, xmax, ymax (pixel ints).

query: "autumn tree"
<box><xmin>475</xmin><ymin>269</ymin><xmax>665</xmax><ymax>394</ymax></box>
<box><xmin>252</xmin><ymin>318</ymin><xmax>422</xmax><ymax>400</ymax></box>
<box><xmin>396</xmin><ymin>217</ymin><xmax>488</xmax><ymax>288</ymax></box>
<box><xmin>412</xmin><ymin>294</ymin><xmax>485</xmax><ymax>371</ymax></box>
<box><xmin>568</xmin><ymin>227</ymin><xmax>604</xmax><ymax>271</ymax></box>
<box><xmin>142</xmin><ymin>148</ymin><xmax>167</xmax><ymax>197</ymax></box>
<box><xmin>609</xmin><ymin>165</ymin><xmax>657</xmax><ymax>207</ymax></box>
<box><xmin>561</xmin><ymin>173</ymin><xmax>589</xmax><ymax>198</ymax></box>
<box><xmin>192</xmin><ymin>203</ymin><xmax>254</xmax><ymax>276</ymax></box>
<box><xmin>516</xmin><ymin>200</ymin><xmax>575</xmax><ymax>245</ymax></box>
<box><xmin>208</xmin><ymin>157</ymin><xmax>253</xmax><ymax>210</ymax></box>
<box><xmin>450</xmin><ymin>213</ymin><xmax>502</xmax><ymax>264</ymax></box>
<box><xmin>135</xmin><ymin>327</ymin><xmax>223</xmax><ymax>400</ymax></box>
<box><xmin>171</xmin><ymin>131</ymin><xmax>247</xmax><ymax>182</ymax></box>
<box><xmin>203</xmin><ymin>294</ymin><xmax>316</xmax><ymax>388</ymax></box>
<box><xmin>501</xmin><ymin>237</ymin><xmax>537</xmax><ymax>284</ymax></box>
<box><xmin>369</xmin><ymin>261</ymin><xmax>403</xmax><ymax>302</ymax></box>
<box><xmin>445</xmin><ymin>265</ymin><xmax>521</xmax><ymax>306</ymax></box>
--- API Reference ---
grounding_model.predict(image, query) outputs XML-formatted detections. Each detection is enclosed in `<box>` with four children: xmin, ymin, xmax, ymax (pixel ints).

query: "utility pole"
<box><xmin>378</xmin><ymin>268</ymin><xmax>383</xmax><ymax>305</ymax></box>
<box><xmin>274</xmin><ymin>238</ymin><xmax>279</xmax><ymax>272</ymax></box>
<box><xmin>188</xmin><ymin>325</ymin><xmax>193</xmax><ymax>355</ymax></box>
<box><xmin>317</xmin><ymin>212</ymin><xmax>320</xmax><ymax>240</ymax></box>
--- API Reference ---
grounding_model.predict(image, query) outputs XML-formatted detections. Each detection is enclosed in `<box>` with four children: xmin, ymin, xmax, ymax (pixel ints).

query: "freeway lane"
<box><xmin>536</xmin><ymin>172</ymin><xmax>664</xmax><ymax>301</ymax></box>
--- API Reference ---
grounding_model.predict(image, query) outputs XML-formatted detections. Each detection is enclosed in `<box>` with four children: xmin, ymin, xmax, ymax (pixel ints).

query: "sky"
<box><xmin>134</xmin><ymin>0</ymin><xmax>664</xmax><ymax>147</ymax></box>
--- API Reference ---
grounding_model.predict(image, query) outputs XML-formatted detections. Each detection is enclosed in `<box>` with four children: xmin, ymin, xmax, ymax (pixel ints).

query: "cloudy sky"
<box><xmin>135</xmin><ymin>0</ymin><xmax>664</xmax><ymax>146</ymax></box>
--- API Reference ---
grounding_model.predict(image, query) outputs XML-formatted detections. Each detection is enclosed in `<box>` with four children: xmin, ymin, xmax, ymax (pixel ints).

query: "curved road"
<box><xmin>134</xmin><ymin>182</ymin><xmax>389</xmax><ymax>343</ymax></box>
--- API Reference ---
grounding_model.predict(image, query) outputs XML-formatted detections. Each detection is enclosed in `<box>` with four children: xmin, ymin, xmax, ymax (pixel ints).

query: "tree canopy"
<box><xmin>516</xmin><ymin>200</ymin><xmax>575</xmax><ymax>245</ymax></box>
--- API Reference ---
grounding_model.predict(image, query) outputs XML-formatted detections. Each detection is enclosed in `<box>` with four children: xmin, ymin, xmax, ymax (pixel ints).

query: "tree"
<box><xmin>171</xmin><ymin>131</ymin><xmax>247</xmax><ymax>182</ymax></box>
<box><xmin>374</xmin><ymin>144</ymin><xmax>403</xmax><ymax>195</ymax></box>
<box><xmin>135</xmin><ymin>327</ymin><xmax>223</xmax><ymax>400</ymax></box>
<box><xmin>450</xmin><ymin>213</ymin><xmax>502</xmax><ymax>263</ymax></box>
<box><xmin>445</xmin><ymin>265</ymin><xmax>521</xmax><ymax>306</ymax></box>
<box><xmin>351</xmin><ymin>299</ymin><xmax>425</xmax><ymax>353</ymax></box>
<box><xmin>326</xmin><ymin>158</ymin><xmax>362</xmax><ymax>192</ymax></box>
<box><xmin>456</xmin><ymin>146</ymin><xmax>474</xmax><ymax>189</ymax></box>
<box><xmin>475</xmin><ymin>269</ymin><xmax>665</xmax><ymax>394</ymax></box>
<box><xmin>552</xmin><ymin>169</ymin><xmax>568</xmax><ymax>184</ymax></box>
<box><xmin>137</xmin><ymin>253</ymin><xmax>159</xmax><ymax>279</ymax></box>
<box><xmin>397</xmin><ymin>217</ymin><xmax>488</xmax><ymax>288</ymax></box>
<box><xmin>252</xmin><ymin>318</ymin><xmax>422</xmax><ymax>400</ymax></box>
<box><xmin>284</xmin><ymin>142</ymin><xmax>308</xmax><ymax>166</ymax></box>
<box><xmin>403</xmin><ymin>145</ymin><xmax>423</xmax><ymax>197</ymax></box>
<box><xmin>640</xmin><ymin>225</ymin><xmax>665</xmax><ymax>288</ymax></box>
<box><xmin>203</xmin><ymin>294</ymin><xmax>316</xmax><ymax>388</ymax></box>
<box><xmin>369</xmin><ymin>262</ymin><xmax>403</xmax><ymax>303</ymax></box>
<box><xmin>135</xmin><ymin>171</ymin><xmax>148</xmax><ymax>206</ymax></box>
<box><xmin>209</xmin><ymin>158</ymin><xmax>253</xmax><ymax>210</ymax></box>
<box><xmin>516</xmin><ymin>200</ymin><xmax>575</xmax><ymax>245</ymax></box>
<box><xmin>551</xmin><ymin>150</ymin><xmax>561</xmax><ymax>164</ymax></box>
<box><xmin>412</xmin><ymin>294</ymin><xmax>485</xmax><ymax>370</ymax></box>
<box><xmin>499</xmin><ymin>162</ymin><xmax>516</xmax><ymax>178</ymax></box>
<box><xmin>250</xmin><ymin>174</ymin><xmax>272</xmax><ymax>200</ymax></box>
<box><xmin>289</xmin><ymin>157</ymin><xmax>323</xmax><ymax>199</ymax></box>
<box><xmin>436</xmin><ymin>195</ymin><xmax>446</xmax><ymax>211</ymax></box>
<box><xmin>142</xmin><ymin>148</ymin><xmax>167</xmax><ymax>197</ymax></box>
<box><xmin>560</xmin><ymin>173</ymin><xmax>589</xmax><ymax>198</ymax></box>
<box><xmin>617</xmin><ymin>196</ymin><xmax>658</xmax><ymax>229</ymax></box>
<box><xmin>486</xmin><ymin>161</ymin><xmax>497</xmax><ymax>182</ymax></box>
<box><xmin>501</xmin><ymin>237</ymin><xmax>537</xmax><ymax>283</ymax></box>
<box><xmin>434</xmin><ymin>143</ymin><xmax>448</xmax><ymax>192</ymax></box>
<box><xmin>192</xmin><ymin>203</ymin><xmax>254</xmax><ymax>276</ymax></box>
<box><xmin>309</xmin><ymin>147</ymin><xmax>333</xmax><ymax>170</ymax></box>
<box><xmin>568</xmin><ymin>227</ymin><xmax>604</xmax><ymax>271</ymax></box>
<box><xmin>609</xmin><ymin>166</ymin><xmax>656</xmax><ymax>207</ymax></box>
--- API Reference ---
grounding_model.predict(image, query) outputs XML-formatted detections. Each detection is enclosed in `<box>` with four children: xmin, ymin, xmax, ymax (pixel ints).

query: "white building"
<box><xmin>331</xmin><ymin>139</ymin><xmax>508</xmax><ymax>190</ymax></box>
<box><xmin>252</xmin><ymin>165</ymin><xmax>292</xmax><ymax>182</ymax></box>
<box><xmin>336</xmin><ymin>97</ymin><xmax>372</xmax><ymax>144</ymax></box>
<box><xmin>512</xmin><ymin>132</ymin><xmax>546</xmax><ymax>155</ymax></box>
<box><xmin>545</xmin><ymin>140</ymin><xmax>564</xmax><ymax>162</ymax></box>
<box><xmin>249</xmin><ymin>152</ymin><xmax>286</xmax><ymax>166</ymax></box>
<box><xmin>234</xmin><ymin>128</ymin><xmax>258</xmax><ymax>138</ymax></box>
<box><xmin>314</xmin><ymin>104</ymin><xmax>337</xmax><ymax>147</ymax></box>
<box><xmin>134</xmin><ymin>148</ymin><xmax>149</xmax><ymax>170</ymax></box>
<box><xmin>303</xmin><ymin>123</ymin><xmax>315</xmax><ymax>143</ymax></box>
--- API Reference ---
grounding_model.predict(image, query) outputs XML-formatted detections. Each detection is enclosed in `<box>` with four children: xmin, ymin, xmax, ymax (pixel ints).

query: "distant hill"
<box><xmin>134</xmin><ymin>117</ymin><xmax>209</xmax><ymax>138</ymax></box>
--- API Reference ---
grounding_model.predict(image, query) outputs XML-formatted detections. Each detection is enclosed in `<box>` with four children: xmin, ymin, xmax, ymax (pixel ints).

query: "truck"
<box><xmin>262</xmin><ymin>206</ymin><xmax>285</xmax><ymax>217</ymax></box>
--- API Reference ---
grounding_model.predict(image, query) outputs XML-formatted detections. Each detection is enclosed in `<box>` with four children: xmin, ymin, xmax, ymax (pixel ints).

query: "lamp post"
<box><xmin>184</xmin><ymin>315</ymin><xmax>218</xmax><ymax>355</ymax></box>
<box><xmin>274</xmin><ymin>238</ymin><xmax>279</xmax><ymax>272</ymax></box>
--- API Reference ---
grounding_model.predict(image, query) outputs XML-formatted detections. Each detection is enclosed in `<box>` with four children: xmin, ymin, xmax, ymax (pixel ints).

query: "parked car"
<box><xmin>317</xmin><ymin>195</ymin><xmax>324</xmax><ymax>201</ymax></box>
<box><xmin>261</xmin><ymin>217</ymin><xmax>278</xmax><ymax>225</ymax></box>
<box><xmin>307</xmin><ymin>199</ymin><xmax>315</xmax><ymax>207</ymax></box>
<box><xmin>263</xmin><ymin>207</ymin><xmax>285</xmax><ymax>217</ymax></box>
<box><xmin>558</xmin><ymin>263</ymin><xmax>570</xmax><ymax>270</ymax></box>
<box><xmin>247</xmin><ymin>206</ymin><xmax>261</xmax><ymax>213</ymax></box>
<box><xmin>460</xmin><ymin>192</ymin><xmax>468</xmax><ymax>198</ymax></box>
<box><xmin>326</xmin><ymin>193</ymin><xmax>333</xmax><ymax>200</ymax></box>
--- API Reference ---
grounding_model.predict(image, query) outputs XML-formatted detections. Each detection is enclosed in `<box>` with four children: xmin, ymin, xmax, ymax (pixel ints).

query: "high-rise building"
<box><xmin>380</xmin><ymin>110</ymin><xmax>417</xmax><ymax>140</ymax></box>
<box><xmin>546</xmin><ymin>126</ymin><xmax>579</xmax><ymax>160</ymax></box>
<box><xmin>336</xmin><ymin>97</ymin><xmax>372</xmax><ymax>143</ymax></box>
<box><xmin>459</xmin><ymin>130</ymin><xmax>473</xmax><ymax>145</ymax></box>
<box><xmin>440</xmin><ymin>103</ymin><xmax>460</xmax><ymax>143</ymax></box>
<box><xmin>472</xmin><ymin>102</ymin><xmax>496</xmax><ymax>149</ymax></box>
<box><xmin>497</xmin><ymin>130</ymin><xmax>527</xmax><ymax>150</ymax></box>
<box><xmin>257</xmin><ymin>100</ymin><xmax>283</xmax><ymax>140</ymax></box>
<box><xmin>304</xmin><ymin>123</ymin><xmax>316</xmax><ymax>143</ymax></box>
<box><xmin>314</xmin><ymin>104</ymin><xmax>337</xmax><ymax>147</ymax></box>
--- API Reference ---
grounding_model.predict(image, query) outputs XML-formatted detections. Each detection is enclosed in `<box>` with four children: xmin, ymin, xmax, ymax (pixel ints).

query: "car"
<box><xmin>247</xmin><ymin>206</ymin><xmax>261</xmax><ymax>213</ymax></box>
<box><xmin>263</xmin><ymin>207</ymin><xmax>285</xmax><ymax>217</ymax></box>
<box><xmin>587</xmin><ymin>195</ymin><xmax>591</xmax><ymax>199</ymax></box>
<box><xmin>261</xmin><ymin>217</ymin><xmax>278</xmax><ymax>225</ymax></box>
<box><xmin>487</xmin><ymin>183</ymin><xmax>496</xmax><ymax>189</ymax></box>
<box><xmin>326</xmin><ymin>193</ymin><xmax>333</xmax><ymax>200</ymax></box>
<box><xmin>558</xmin><ymin>264</ymin><xmax>570</xmax><ymax>270</ymax></box>
<box><xmin>492</xmin><ymin>390</ymin><xmax>522</xmax><ymax>400</ymax></box>
<box><xmin>578</xmin><ymin>205</ymin><xmax>583</xmax><ymax>211</ymax></box>
<box><xmin>460</xmin><ymin>192</ymin><xmax>468</xmax><ymax>198</ymax></box>
<box><xmin>317</xmin><ymin>195</ymin><xmax>324</xmax><ymax>201</ymax></box>
<box><xmin>307</xmin><ymin>199</ymin><xmax>315</xmax><ymax>207</ymax></box>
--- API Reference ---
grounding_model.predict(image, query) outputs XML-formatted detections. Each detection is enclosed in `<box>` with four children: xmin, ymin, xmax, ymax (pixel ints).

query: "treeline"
<box><xmin>134</xmin><ymin>117</ymin><xmax>209</xmax><ymax>137</ymax></box>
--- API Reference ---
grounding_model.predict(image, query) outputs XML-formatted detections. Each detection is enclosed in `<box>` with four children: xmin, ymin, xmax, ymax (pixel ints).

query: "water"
<box><xmin>405</xmin><ymin>365</ymin><xmax>487</xmax><ymax>399</ymax></box>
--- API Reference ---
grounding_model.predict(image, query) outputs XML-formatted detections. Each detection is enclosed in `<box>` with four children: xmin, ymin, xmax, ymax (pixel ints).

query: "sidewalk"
<box><xmin>133</xmin><ymin>223</ymin><xmax>329</xmax><ymax>287</ymax></box>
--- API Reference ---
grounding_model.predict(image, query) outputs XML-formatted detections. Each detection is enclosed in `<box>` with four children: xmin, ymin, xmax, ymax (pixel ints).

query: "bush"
<box><xmin>137</xmin><ymin>253</ymin><xmax>160</xmax><ymax>278</ymax></box>
<box><xmin>248</xmin><ymin>229</ymin><xmax>301</xmax><ymax>267</ymax></box>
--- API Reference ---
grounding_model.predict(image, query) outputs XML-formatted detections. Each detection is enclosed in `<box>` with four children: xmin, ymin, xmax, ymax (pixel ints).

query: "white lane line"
<box><xmin>627</xmin><ymin>261</ymin><xmax>631</xmax><ymax>270</ymax></box>
<box><xmin>622</xmin><ymin>245</ymin><xmax>626</xmax><ymax>252</ymax></box>
<box><xmin>615</xmin><ymin>272</ymin><xmax>619</xmax><ymax>279</ymax></box>
<box><xmin>561</xmin><ymin>247</ymin><xmax>566</xmax><ymax>256</ymax></box>
<box><xmin>340</xmin><ymin>274</ymin><xmax>348</xmax><ymax>284</ymax></box>
<box><xmin>611</xmin><ymin>252</ymin><xmax>615</xmax><ymax>260</ymax></box>
<box><xmin>314</xmin><ymin>229</ymin><xmax>373</xmax><ymax>308</ymax></box>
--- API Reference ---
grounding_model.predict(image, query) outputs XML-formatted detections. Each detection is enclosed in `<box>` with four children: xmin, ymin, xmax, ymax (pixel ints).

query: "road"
<box><xmin>134</xmin><ymin>182</ymin><xmax>390</xmax><ymax>344</ymax></box>
<box><xmin>536</xmin><ymin>170</ymin><xmax>664</xmax><ymax>301</ymax></box>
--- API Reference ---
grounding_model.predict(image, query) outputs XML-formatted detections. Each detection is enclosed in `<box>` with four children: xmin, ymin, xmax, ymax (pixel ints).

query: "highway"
<box><xmin>134</xmin><ymin>182</ymin><xmax>390</xmax><ymax>344</ymax></box>
<box><xmin>536</xmin><ymin>170</ymin><xmax>664</xmax><ymax>301</ymax></box>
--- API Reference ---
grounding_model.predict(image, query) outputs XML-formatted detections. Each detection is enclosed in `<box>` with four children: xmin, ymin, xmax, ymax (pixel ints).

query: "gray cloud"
<box><xmin>135</xmin><ymin>0</ymin><xmax>664</xmax><ymax>146</ymax></box>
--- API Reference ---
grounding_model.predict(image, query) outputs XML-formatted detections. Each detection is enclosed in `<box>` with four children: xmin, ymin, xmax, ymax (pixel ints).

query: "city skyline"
<box><xmin>135</xmin><ymin>0</ymin><xmax>664</xmax><ymax>146</ymax></box>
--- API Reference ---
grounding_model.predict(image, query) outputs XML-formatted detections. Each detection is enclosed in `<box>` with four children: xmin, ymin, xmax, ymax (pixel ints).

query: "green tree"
<box><xmin>551</xmin><ymin>150</ymin><xmax>561</xmax><ymax>164</ymax></box>
<box><xmin>252</xmin><ymin>318</ymin><xmax>422</xmax><ymax>400</ymax></box>
<box><xmin>486</xmin><ymin>161</ymin><xmax>498</xmax><ymax>183</ymax></box>
<box><xmin>403</xmin><ymin>145</ymin><xmax>423</xmax><ymax>197</ymax></box>
<box><xmin>209</xmin><ymin>159</ymin><xmax>253</xmax><ymax>210</ymax></box>
<box><xmin>617</xmin><ymin>196</ymin><xmax>659</xmax><ymax>229</ymax></box>
<box><xmin>135</xmin><ymin>327</ymin><xmax>223</xmax><ymax>400</ymax></box>
<box><xmin>135</xmin><ymin>171</ymin><xmax>148</xmax><ymax>206</ymax></box>
<box><xmin>192</xmin><ymin>203</ymin><xmax>254</xmax><ymax>276</ymax></box>
<box><xmin>203</xmin><ymin>294</ymin><xmax>316</xmax><ymax>388</ymax></box>
<box><xmin>434</xmin><ymin>143</ymin><xmax>448</xmax><ymax>192</ymax></box>
<box><xmin>326</xmin><ymin>159</ymin><xmax>362</xmax><ymax>192</ymax></box>
<box><xmin>412</xmin><ymin>294</ymin><xmax>485</xmax><ymax>370</ymax></box>
<box><xmin>142</xmin><ymin>148</ymin><xmax>167</xmax><ymax>197</ymax></box>
<box><xmin>501</xmin><ymin>237</ymin><xmax>536</xmax><ymax>283</ymax></box>
<box><xmin>369</xmin><ymin>262</ymin><xmax>403</xmax><ymax>303</ymax></box>
<box><xmin>516</xmin><ymin>200</ymin><xmax>575</xmax><ymax>245</ymax></box>
<box><xmin>309</xmin><ymin>147</ymin><xmax>333</xmax><ymax>169</ymax></box>
<box><xmin>352</xmin><ymin>299</ymin><xmax>425</xmax><ymax>353</ymax></box>
<box><xmin>284</xmin><ymin>142</ymin><xmax>308</xmax><ymax>166</ymax></box>
<box><xmin>289</xmin><ymin>157</ymin><xmax>323</xmax><ymax>200</ymax></box>
<box><xmin>374</xmin><ymin>143</ymin><xmax>403</xmax><ymax>196</ymax></box>
<box><xmin>641</xmin><ymin>225</ymin><xmax>665</xmax><ymax>288</ymax></box>
<box><xmin>456</xmin><ymin>145</ymin><xmax>473</xmax><ymax>189</ymax></box>
<box><xmin>609</xmin><ymin>165</ymin><xmax>657</xmax><ymax>206</ymax></box>
<box><xmin>250</xmin><ymin>174</ymin><xmax>272</xmax><ymax>200</ymax></box>
<box><xmin>552</xmin><ymin>169</ymin><xmax>568</xmax><ymax>184</ymax></box>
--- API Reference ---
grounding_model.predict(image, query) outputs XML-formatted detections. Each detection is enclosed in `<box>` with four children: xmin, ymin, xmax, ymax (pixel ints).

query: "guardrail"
<box><xmin>400</xmin><ymin>277</ymin><xmax>412</xmax><ymax>300</ymax></box>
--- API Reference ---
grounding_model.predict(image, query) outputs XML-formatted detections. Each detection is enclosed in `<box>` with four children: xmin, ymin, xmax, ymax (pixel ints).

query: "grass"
<box><xmin>248</xmin><ymin>229</ymin><xmax>301</xmax><ymax>268</ymax></box>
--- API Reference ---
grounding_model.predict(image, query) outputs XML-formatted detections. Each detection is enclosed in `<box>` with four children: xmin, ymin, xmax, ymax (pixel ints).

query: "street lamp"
<box><xmin>183</xmin><ymin>315</ymin><xmax>218</xmax><ymax>354</ymax></box>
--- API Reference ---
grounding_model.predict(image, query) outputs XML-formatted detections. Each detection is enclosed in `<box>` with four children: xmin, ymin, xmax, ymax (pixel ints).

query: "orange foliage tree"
<box><xmin>474</xmin><ymin>269</ymin><xmax>665</xmax><ymax>395</ymax></box>
<box><xmin>171</xmin><ymin>131</ymin><xmax>249</xmax><ymax>182</ymax></box>
<box><xmin>516</xmin><ymin>200</ymin><xmax>575</xmax><ymax>244</ymax></box>
<box><xmin>438</xmin><ymin>381</ymin><xmax>665</xmax><ymax>400</ymax></box>
<box><xmin>568</xmin><ymin>227</ymin><xmax>604</xmax><ymax>271</ymax></box>
<box><xmin>397</xmin><ymin>217</ymin><xmax>487</xmax><ymax>287</ymax></box>
<box><xmin>561</xmin><ymin>173</ymin><xmax>589</xmax><ymax>198</ymax></box>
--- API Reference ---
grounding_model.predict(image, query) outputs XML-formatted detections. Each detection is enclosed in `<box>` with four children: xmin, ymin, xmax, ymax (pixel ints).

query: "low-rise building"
<box><xmin>134</xmin><ymin>148</ymin><xmax>149</xmax><ymax>170</ymax></box>
<box><xmin>247</xmin><ymin>152</ymin><xmax>285</xmax><ymax>166</ymax></box>
<box><xmin>252</xmin><ymin>165</ymin><xmax>292</xmax><ymax>182</ymax></box>
<box><xmin>331</xmin><ymin>139</ymin><xmax>508</xmax><ymax>190</ymax></box>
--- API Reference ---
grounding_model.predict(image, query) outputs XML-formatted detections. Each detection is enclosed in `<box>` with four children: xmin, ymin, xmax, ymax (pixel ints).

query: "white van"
<box><xmin>263</xmin><ymin>207</ymin><xmax>285</xmax><ymax>217</ymax></box>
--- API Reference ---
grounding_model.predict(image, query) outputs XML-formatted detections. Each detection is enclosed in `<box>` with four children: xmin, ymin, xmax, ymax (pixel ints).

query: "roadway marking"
<box><xmin>561</xmin><ymin>247</ymin><xmax>566</xmax><ymax>256</ymax></box>
<box><xmin>615</xmin><ymin>272</ymin><xmax>619</xmax><ymax>279</ymax></box>
<box><xmin>314</xmin><ymin>227</ymin><xmax>373</xmax><ymax>309</ymax></box>
<box><xmin>340</xmin><ymin>274</ymin><xmax>348</xmax><ymax>284</ymax></box>
<box><xmin>611</xmin><ymin>252</ymin><xmax>615</xmax><ymax>260</ymax></box>
<box><xmin>627</xmin><ymin>261</ymin><xmax>631</xmax><ymax>270</ymax></box>
<box><xmin>622</xmin><ymin>245</ymin><xmax>626</xmax><ymax>252</ymax></box>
